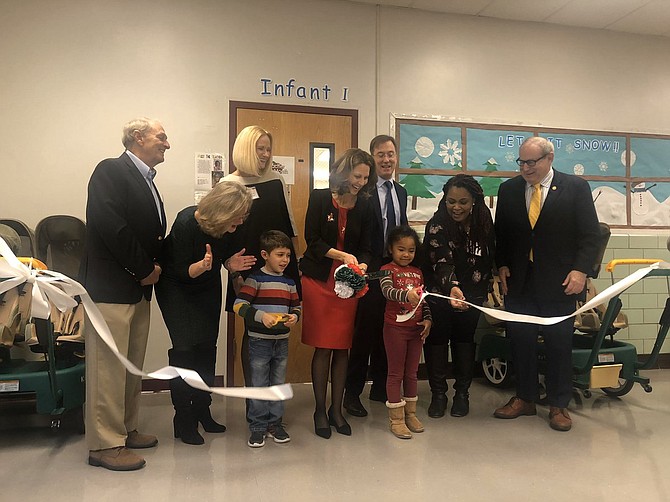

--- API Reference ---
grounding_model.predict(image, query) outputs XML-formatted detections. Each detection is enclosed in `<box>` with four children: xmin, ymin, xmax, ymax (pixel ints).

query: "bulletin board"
<box><xmin>395</xmin><ymin>118</ymin><xmax>670</xmax><ymax>228</ymax></box>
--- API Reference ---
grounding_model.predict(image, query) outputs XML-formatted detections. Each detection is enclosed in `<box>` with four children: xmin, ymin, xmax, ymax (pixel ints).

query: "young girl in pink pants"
<box><xmin>380</xmin><ymin>225</ymin><xmax>432</xmax><ymax>439</ymax></box>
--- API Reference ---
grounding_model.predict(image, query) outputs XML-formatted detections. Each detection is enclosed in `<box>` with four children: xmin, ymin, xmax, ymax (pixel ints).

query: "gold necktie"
<box><xmin>528</xmin><ymin>183</ymin><xmax>541</xmax><ymax>261</ymax></box>
<box><xmin>528</xmin><ymin>183</ymin><xmax>541</xmax><ymax>228</ymax></box>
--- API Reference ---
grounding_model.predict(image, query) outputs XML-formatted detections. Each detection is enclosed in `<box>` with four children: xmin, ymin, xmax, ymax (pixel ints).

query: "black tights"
<box><xmin>311</xmin><ymin>348</ymin><xmax>348</xmax><ymax>428</ymax></box>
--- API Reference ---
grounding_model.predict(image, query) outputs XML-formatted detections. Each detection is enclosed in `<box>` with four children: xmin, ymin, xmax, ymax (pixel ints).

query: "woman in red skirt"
<box><xmin>300</xmin><ymin>148</ymin><xmax>376</xmax><ymax>439</ymax></box>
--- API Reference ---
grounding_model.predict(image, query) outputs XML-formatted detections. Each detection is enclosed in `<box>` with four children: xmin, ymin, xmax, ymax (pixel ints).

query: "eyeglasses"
<box><xmin>516</xmin><ymin>154</ymin><xmax>548</xmax><ymax>167</ymax></box>
<box><xmin>375</xmin><ymin>152</ymin><xmax>396</xmax><ymax>160</ymax></box>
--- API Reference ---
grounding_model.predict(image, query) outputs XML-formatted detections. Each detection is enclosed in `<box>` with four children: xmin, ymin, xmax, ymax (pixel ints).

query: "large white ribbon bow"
<box><xmin>0</xmin><ymin>237</ymin><xmax>292</xmax><ymax>401</ymax></box>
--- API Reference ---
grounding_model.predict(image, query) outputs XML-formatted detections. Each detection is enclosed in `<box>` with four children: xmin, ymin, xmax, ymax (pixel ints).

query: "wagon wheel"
<box><xmin>602</xmin><ymin>378</ymin><xmax>635</xmax><ymax>397</ymax></box>
<box><xmin>482</xmin><ymin>357</ymin><xmax>513</xmax><ymax>387</ymax></box>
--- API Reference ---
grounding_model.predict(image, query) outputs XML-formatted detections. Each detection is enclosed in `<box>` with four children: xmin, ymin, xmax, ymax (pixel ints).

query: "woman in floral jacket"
<box><xmin>422</xmin><ymin>174</ymin><xmax>495</xmax><ymax>418</ymax></box>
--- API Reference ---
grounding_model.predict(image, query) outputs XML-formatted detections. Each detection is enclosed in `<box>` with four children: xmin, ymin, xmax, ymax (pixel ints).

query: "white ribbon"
<box><xmin>397</xmin><ymin>261</ymin><xmax>669</xmax><ymax>325</ymax></box>
<box><xmin>0</xmin><ymin>237</ymin><xmax>292</xmax><ymax>401</ymax></box>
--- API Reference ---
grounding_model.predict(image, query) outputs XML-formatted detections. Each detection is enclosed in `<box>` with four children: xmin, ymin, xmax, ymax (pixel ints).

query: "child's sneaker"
<box><xmin>247</xmin><ymin>431</ymin><xmax>265</xmax><ymax>448</ymax></box>
<box><xmin>267</xmin><ymin>423</ymin><xmax>291</xmax><ymax>443</ymax></box>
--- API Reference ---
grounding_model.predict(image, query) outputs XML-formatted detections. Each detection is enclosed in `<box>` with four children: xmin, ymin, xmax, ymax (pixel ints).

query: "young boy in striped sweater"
<box><xmin>233</xmin><ymin>230</ymin><xmax>301</xmax><ymax>447</ymax></box>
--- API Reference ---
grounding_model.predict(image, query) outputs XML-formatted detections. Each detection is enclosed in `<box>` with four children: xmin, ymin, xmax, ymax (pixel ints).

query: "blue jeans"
<box><xmin>247</xmin><ymin>336</ymin><xmax>289</xmax><ymax>432</ymax></box>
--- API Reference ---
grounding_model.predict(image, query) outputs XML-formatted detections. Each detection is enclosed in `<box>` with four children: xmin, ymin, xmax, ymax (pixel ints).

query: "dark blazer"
<box><xmin>81</xmin><ymin>152</ymin><xmax>166</xmax><ymax>304</ymax></box>
<box><xmin>495</xmin><ymin>169</ymin><xmax>600</xmax><ymax>303</ymax></box>
<box><xmin>369</xmin><ymin>180</ymin><xmax>408</xmax><ymax>270</ymax></box>
<box><xmin>300</xmin><ymin>188</ymin><xmax>373</xmax><ymax>283</ymax></box>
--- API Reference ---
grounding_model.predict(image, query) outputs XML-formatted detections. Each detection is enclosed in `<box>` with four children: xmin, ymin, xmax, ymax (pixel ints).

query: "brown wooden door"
<box><xmin>227</xmin><ymin>102</ymin><xmax>357</xmax><ymax>384</ymax></box>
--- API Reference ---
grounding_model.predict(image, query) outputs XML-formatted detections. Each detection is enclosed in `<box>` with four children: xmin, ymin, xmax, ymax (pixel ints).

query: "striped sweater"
<box><xmin>233</xmin><ymin>267</ymin><xmax>301</xmax><ymax>339</ymax></box>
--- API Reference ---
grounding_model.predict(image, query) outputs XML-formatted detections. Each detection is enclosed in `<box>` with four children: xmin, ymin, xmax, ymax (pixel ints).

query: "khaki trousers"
<box><xmin>85</xmin><ymin>300</ymin><xmax>150</xmax><ymax>451</ymax></box>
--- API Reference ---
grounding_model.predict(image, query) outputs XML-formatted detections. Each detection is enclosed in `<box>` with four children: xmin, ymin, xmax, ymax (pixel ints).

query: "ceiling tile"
<box><xmin>410</xmin><ymin>0</ymin><xmax>493</xmax><ymax>16</ymax></box>
<box><xmin>322</xmin><ymin>0</ymin><xmax>670</xmax><ymax>38</ymax></box>
<box><xmin>479</xmin><ymin>0</ymin><xmax>572</xmax><ymax>22</ymax></box>
<box><xmin>546</xmin><ymin>0</ymin><xmax>652</xmax><ymax>29</ymax></box>
<box><xmin>606</xmin><ymin>0</ymin><xmax>670</xmax><ymax>35</ymax></box>
<box><xmin>350</xmin><ymin>0</ymin><xmax>414</xmax><ymax>6</ymax></box>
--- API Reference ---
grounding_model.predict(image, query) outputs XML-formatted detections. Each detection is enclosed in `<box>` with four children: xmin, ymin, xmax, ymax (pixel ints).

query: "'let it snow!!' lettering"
<box><xmin>572</xmin><ymin>138</ymin><xmax>620</xmax><ymax>153</ymax></box>
<box><xmin>498</xmin><ymin>134</ymin><xmax>619</xmax><ymax>153</ymax></box>
<box><xmin>497</xmin><ymin>135</ymin><xmax>565</xmax><ymax>149</ymax></box>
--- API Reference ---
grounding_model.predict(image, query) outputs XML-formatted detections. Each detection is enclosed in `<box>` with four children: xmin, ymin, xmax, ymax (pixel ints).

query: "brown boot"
<box><xmin>125</xmin><ymin>430</ymin><xmax>158</xmax><ymax>449</ymax></box>
<box><xmin>88</xmin><ymin>447</ymin><xmax>145</xmax><ymax>471</ymax></box>
<box><xmin>386</xmin><ymin>400</ymin><xmax>412</xmax><ymax>439</ymax></box>
<box><xmin>403</xmin><ymin>396</ymin><xmax>424</xmax><ymax>433</ymax></box>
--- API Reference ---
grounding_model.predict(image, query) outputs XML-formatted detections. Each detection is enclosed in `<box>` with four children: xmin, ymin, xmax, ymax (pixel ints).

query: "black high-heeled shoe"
<box><xmin>313</xmin><ymin>411</ymin><xmax>331</xmax><ymax>439</ymax></box>
<box><xmin>195</xmin><ymin>407</ymin><xmax>227</xmax><ymax>433</ymax></box>
<box><xmin>173</xmin><ymin>413</ymin><xmax>205</xmax><ymax>445</ymax></box>
<box><xmin>327</xmin><ymin>407</ymin><xmax>352</xmax><ymax>436</ymax></box>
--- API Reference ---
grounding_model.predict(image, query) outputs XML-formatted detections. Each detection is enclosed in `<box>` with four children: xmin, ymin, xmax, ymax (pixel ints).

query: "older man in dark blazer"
<box><xmin>82</xmin><ymin>117</ymin><xmax>169</xmax><ymax>470</ymax></box>
<box><xmin>493</xmin><ymin>136</ymin><xmax>600</xmax><ymax>432</ymax></box>
<box><xmin>344</xmin><ymin>135</ymin><xmax>408</xmax><ymax>417</ymax></box>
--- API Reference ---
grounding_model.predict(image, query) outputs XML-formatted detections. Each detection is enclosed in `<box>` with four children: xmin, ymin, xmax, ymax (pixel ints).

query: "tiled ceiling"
<box><xmin>339</xmin><ymin>0</ymin><xmax>670</xmax><ymax>37</ymax></box>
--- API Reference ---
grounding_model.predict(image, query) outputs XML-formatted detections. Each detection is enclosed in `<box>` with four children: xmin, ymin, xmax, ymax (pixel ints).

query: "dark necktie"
<box><xmin>384</xmin><ymin>180</ymin><xmax>396</xmax><ymax>238</ymax></box>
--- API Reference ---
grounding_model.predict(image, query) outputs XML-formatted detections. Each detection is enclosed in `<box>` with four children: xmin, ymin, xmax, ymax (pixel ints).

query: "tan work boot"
<box><xmin>88</xmin><ymin>446</ymin><xmax>145</xmax><ymax>471</ymax></box>
<box><xmin>403</xmin><ymin>396</ymin><xmax>424</xmax><ymax>433</ymax></box>
<box><xmin>386</xmin><ymin>400</ymin><xmax>412</xmax><ymax>439</ymax></box>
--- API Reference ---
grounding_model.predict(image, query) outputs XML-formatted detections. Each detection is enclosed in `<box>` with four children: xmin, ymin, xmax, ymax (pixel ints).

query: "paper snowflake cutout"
<box><xmin>599</xmin><ymin>161</ymin><xmax>608</xmax><ymax>172</ymax></box>
<box><xmin>438</xmin><ymin>138</ymin><xmax>462</xmax><ymax>166</ymax></box>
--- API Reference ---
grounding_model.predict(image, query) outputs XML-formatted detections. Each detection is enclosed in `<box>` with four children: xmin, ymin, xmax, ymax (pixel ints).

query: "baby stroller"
<box><xmin>0</xmin><ymin>219</ymin><xmax>36</xmax><ymax>257</ymax></box>
<box><xmin>0</xmin><ymin>219</ymin><xmax>86</xmax><ymax>432</ymax></box>
<box><xmin>570</xmin><ymin>258</ymin><xmax>670</xmax><ymax>398</ymax></box>
<box><xmin>35</xmin><ymin>215</ymin><xmax>87</xmax><ymax>343</ymax></box>
<box><xmin>35</xmin><ymin>215</ymin><xmax>86</xmax><ymax>282</ymax></box>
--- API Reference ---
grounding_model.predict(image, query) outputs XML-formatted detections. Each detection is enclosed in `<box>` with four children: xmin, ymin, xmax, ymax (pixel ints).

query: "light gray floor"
<box><xmin>2</xmin><ymin>372</ymin><xmax>670</xmax><ymax>502</ymax></box>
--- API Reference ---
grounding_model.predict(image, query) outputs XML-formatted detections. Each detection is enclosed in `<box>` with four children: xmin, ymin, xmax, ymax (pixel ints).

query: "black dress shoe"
<box><xmin>328</xmin><ymin>407</ymin><xmax>352</xmax><ymax>436</ymax></box>
<box><xmin>343</xmin><ymin>394</ymin><xmax>368</xmax><ymax>417</ymax></box>
<box><xmin>313</xmin><ymin>412</ymin><xmax>331</xmax><ymax>439</ymax></box>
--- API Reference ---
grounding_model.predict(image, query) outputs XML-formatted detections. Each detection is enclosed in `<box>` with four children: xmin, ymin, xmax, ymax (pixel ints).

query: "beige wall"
<box><xmin>378</xmin><ymin>6</ymin><xmax>670</xmax><ymax>133</ymax></box>
<box><xmin>1</xmin><ymin>0</ymin><xmax>669</xmax><ymax>375</ymax></box>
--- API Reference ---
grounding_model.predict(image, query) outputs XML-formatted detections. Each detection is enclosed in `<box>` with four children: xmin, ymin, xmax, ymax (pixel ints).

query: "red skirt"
<box><xmin>301</xmin><ymin>267</ymin><xmax>359</xmax><ymax>349</ymax></box>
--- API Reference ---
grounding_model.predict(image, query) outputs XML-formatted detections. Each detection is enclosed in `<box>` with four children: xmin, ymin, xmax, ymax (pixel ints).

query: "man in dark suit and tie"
<box><xmin>344</xmin><ymin>135</ymin><xmax>408</xmax><ymax>417</ymax></box>
<box><xmin>83</xmin><ymin>117</ymin><xmax>169</xmax><ymax>470</ymax></box>
<box><xmin>493</xmin><ymin>136</ymin><xmax>600</xmax><ymax>431</ymax></box>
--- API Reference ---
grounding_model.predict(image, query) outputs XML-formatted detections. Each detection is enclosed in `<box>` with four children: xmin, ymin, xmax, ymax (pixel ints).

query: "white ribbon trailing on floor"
<box><xmin>0</xmin><ymin>237</ymin><xmax>292</xmax><ymax>401</ymax></box>
<box><xmin>397</xmin><ymin>261</ymin><xmax>668</xmax><ymax>325</ymax></box>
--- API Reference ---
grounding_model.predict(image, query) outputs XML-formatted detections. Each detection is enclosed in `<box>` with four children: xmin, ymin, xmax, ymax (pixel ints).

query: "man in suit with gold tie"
<box><xmin>493</xmin><ymin>136</ymin><xmax>600</xmax><ymax>431</ymax></box>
